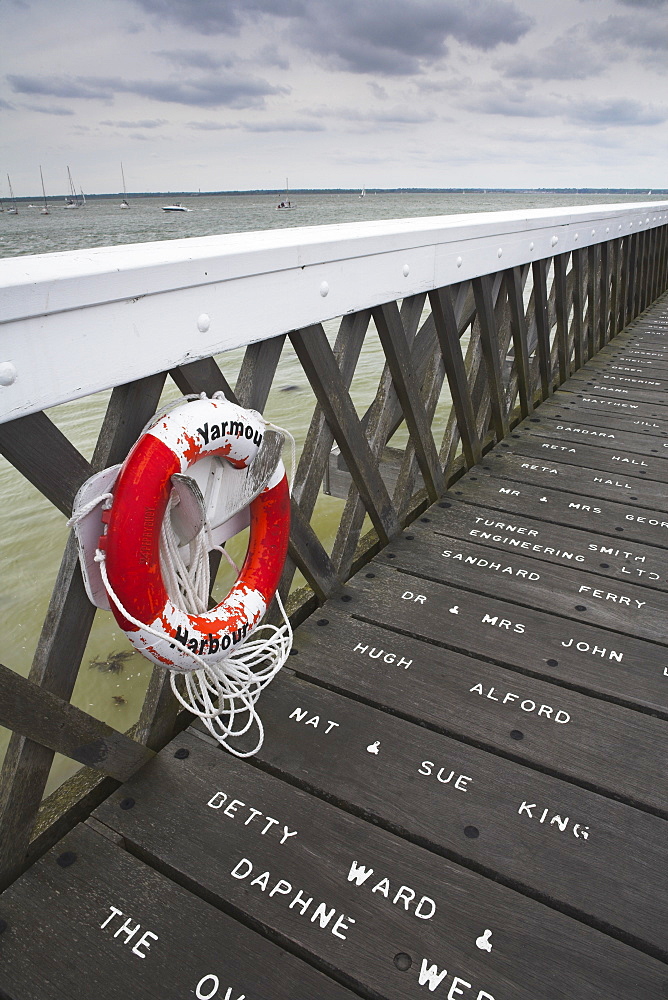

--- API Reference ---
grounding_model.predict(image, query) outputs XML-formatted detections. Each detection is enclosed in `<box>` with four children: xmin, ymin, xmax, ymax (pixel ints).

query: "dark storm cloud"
<box><xmin>100</xmin><ymin>118</ymin><xmax>168</xmax><ymax>127</ymax></box>
<box><xmin>7</xmin><ymin>74</ymin><xmax>115</xmax><ymax>100</ymax></box>
<box><xmin>134</xmin><ymin>0</ymin><xmax>306</xmax><ymax>35</ymax></box>
<box><xmin>464</xmin><ymin>87</ymin><xmax>558</xmax><ymax>118</ymax></box>
<box><xmin>596</xmin><ymin>14</ymin><xmax>668</xmax><ymax>51</ymax></box>
<box><xmin>187</xmin><ymin>117</ymin><xmax>323</xmax><ymax>131</ymax></box>
<box><xmin>155</xmin><ymin>49</ymin><xmax>236</xmax><ymax>70</ymax></box>
<box><xmin>568</xmin><ymin>98</ymin><xmax>666</xmax><ymax>126</ymax></box>
<box><xmin>241</xmin><ymin>119</ymin><xmax>324</xmax><ymax>131</ymax></box>
<box><xmin>615</xmin><ymin>0</ymin><xmax>667</xmax><ymax>7</ymax></box>
<box><xmin>499</xmin><ymin>32</ymin><xmax>605</xmax><ymax>80</ymax></box>
<box><xmin>7</xmin><ymin>72</ymin><xmax>286</xmax><ymax>110</ymax></box>
<box><xmin>294</xmin><ymin>0</ymin><xmax>533</xmax><ymax>75</ymax></box>
<box><xmin>23</xmin><ymin>103</ymin><xmax>75</xmax><ymax>115</ymax></box>
<box><xmin>187</xmin><ymin>120</ymin><xmax>231</xmax><ymax>130</ymax></box>
<box><xmin>123</xmin><ymin>75</ymin><xmax>287</xmax><ymax>108</ymax></box>
<box><xmin>132</xmin><ymin>0</ymin><xmax>532</xmax><ymax>75</ymax></box>
<box><xmin>258</xmin><ymin>45</ymin><xmax>290</xmax><ymax>70</ymax></box>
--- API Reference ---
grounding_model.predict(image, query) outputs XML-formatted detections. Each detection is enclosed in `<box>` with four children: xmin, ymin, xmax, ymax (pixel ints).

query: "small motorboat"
<box><xmin>162</xmin><ymin>203</ymin><xmax>191</xmax><ymax>212</ymax></box>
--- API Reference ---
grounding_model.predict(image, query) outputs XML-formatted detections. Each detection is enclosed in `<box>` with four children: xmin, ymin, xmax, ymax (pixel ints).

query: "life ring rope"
<box><xmin>70</xmin><ymin>393</ymin><xmax>296</xmax><ymax>757</ymax></box>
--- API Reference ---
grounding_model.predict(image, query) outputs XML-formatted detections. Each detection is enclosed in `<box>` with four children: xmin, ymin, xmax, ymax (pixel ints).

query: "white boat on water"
<box><xmin>359</xmin><ymin>185</ymin><xmax>366</xmax><ymax>199</ymax></box>
<box><xmin>162</xmin><ymin>203</ymin><xmax>191</xmax><ymax>212</ymax></box>
<box><xmin>276</xmin><ymin>178</ymin><xmax>295</xmax><ymax>211</ymax></box>
<box><xmin>39</xmin><ymin>166</ymin><xmax>50</xmax><ymax>216</ymax></box>
<box><xmin>64</xmin><ymin>166</ymin><xmax>85</xmax><ymax>208</ymax></box>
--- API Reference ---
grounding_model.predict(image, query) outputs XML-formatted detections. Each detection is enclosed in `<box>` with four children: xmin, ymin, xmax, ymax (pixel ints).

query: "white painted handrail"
<box><xmin>0</xmin><ymin>201</ymin><xmax>666</xmax><ymax>424</ymax></box>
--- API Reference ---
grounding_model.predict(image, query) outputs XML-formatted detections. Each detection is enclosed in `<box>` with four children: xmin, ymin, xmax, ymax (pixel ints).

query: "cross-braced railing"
<box><xmin>1</xmin><ymin>201</ymin><xmax>667</xmax><ymax>886</ymax></box>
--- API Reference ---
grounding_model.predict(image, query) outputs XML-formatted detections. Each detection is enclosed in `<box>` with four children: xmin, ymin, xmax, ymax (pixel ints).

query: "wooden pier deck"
<box><xmin>1</xmin><ymin>305</ymin><xmax>667</xmax><ymax>999</ymax></box>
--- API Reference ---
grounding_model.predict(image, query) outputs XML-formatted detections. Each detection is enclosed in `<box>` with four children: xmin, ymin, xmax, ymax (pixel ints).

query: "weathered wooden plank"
<box><xmin>598</xmin><ymin>241</ymin><xmax>610</xmax><ymax>348</ymax></box>
<box><xmin>390</xmin><ymin>494</ymin><xmax>667</xmax><ymax>591</ymax></box>
<box><xmin>0</xmin><ymin>663</ymin><xmax>155</xmax><ymax>780</ymax></box>
<box><xmin>372</xmin><ymin>301</ymin><xmax>445</xmax><ymax>501</ymax></box>
<box><xmin>237</xmin><ymin>669</ymin><xmax>668</xmax><ymax>955</ymax></box>
<box><xmin>0</xmin><ymin>823</ymin><xmax>356</xmax><ymax>1000</ymax></box>
<box><xmin>0</xmin><ymin>375</ymin><xmax>167</xmax><ymax>880</ymax></box>
<box><xmin>234</xmin><ymin>333</ymin><xmax>285</xmax><ymax>411</ymax></box>
<box><xmin>278</xmin><ymin>311</ymin><xmax>369</xmax><ymax>599</ymax></box>
<box><xmin>568</xmin><ymin>364</ymin><xmax>668</xmax><ymax>392</ymax></box>
<box><xmin>447</xmin><ymin>469</ymin><xmax>668</xmax><ymax>551</ymax></box>
<box><xmin>289</xmin><ymin>324</ymin><xmax>401</xmax><ymax>545</ymax></box>
<box><xmin>429</xmin><ymin>285</ymin><xmax>482</xmax><ymax>465</ymax></box>
<box><xmin>338</xmin><ymin>560</ymin><xmax>667</xmax><ymax>715</ymax></box>
<box><xmin>292</xmin><ymin>604</ymin><xmax>667</xmax><ymax>812</ymax></box>
<box><xmin>559</xmin><ymin>374</ymin><xmax>668</xmax><ymax>407</ymax></box>
<box><xmin>586</xmin><ymin>245</ymin><xmax>599</xmax><ymax>359</ymax></box>
<box><xmin>538</xmin><ymin>392</ymin><xmax>668</xmax><ymax>435</ymax></box>
<box><xmin>171</xmin><ymin>355</ymin><xmax>238</xmax><ymax>403</ymax></box>
<box><xmin>95</xmin><ymin>730</ymin><xmax>668</xmax><ymax>1000</ymax></box>
<box><xmin>378</xmin><ymin>529</ymin><xmax>666</xmax><ymax>643</ymax></box>
<box><xmin>473</xmin><ymin>447</ymin><xmax>668</xmax><ymax>516</ymax></box>
<box><xmin>288</xmin><ymin>500</ymin><xmax>340</xmax><ymax>601</ymax></box>
<box><xmin>571</xmin><ymin>248</ymin><xmax>586</xmax><ymax>368</ymax></box>
<box><xmin>553</xmin><ymin>253</ymin><xmax>570</xmax><ymax>382</ymax></box>
<box><xmin>509</xmin><ymin>421</ymin><xmax>668</xmax><ymax>477</ymax></box>
<box><xmin>503</xmin><ymin>267</ymin><xmax>533</xmax><ymax>418</ymax></box>
<box><xmin>472</xmin><ymin>275</ymin><xmax>510</xmax><ymax>440</ymax></box>
<box><xmin>0</xmin><ymin>411</ymin><xmax>91</xmax><ymax>517</ymax></box>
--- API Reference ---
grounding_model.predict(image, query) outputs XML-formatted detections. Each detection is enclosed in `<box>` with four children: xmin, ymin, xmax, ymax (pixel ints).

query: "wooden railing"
<box><xmin>1</xmin><ymin>201</ymin><xmax>667</xmax><ymax>886</ymax></box>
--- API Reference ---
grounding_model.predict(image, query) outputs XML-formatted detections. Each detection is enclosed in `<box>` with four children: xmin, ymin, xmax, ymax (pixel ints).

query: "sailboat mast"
<box><xmin>39</xmin><ymin>165</ymin><xmax>49</xmax><ymax>214</ymax></box>
<box><xmin>7</xmin><ymin>174</ymin><xmax>18</xmax><ymax>213</ymax></box>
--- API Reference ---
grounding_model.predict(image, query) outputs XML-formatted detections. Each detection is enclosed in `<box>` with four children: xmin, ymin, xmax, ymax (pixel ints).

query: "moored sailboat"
<box><xmin>64</xmin><ymin>166</ymin><xmax>84</xmax><ymax>208</ymax></box>
<box><xmin>276</xmin><ymin>178</ymin><xmax>295</xmax><ymax>210</ymax></box>
<box><xmin>120</xmin><ymin>163</ymin><xmax>130</xmax><ymax>209</ymax></box>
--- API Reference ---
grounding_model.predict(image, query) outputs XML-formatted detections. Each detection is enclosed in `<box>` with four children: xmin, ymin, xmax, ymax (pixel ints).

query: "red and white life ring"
<box><xmin>100</xmin><ymin>397</ymin><xmax>290</xmax><ymax>672</ymax></box>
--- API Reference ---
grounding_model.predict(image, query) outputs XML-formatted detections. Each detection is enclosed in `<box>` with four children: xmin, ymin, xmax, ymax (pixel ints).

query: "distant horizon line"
<box><xmin>6</xmin><ymin>186</ymin><xmax>667</xmax><ymax>202</ymax></box>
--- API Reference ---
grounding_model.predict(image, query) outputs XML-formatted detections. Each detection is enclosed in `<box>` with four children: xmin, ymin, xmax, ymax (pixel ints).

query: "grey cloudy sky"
<box><xmin>1</xmin><ymin>0</ymin><xmax>666</xmax><ymax>195</ymax></box>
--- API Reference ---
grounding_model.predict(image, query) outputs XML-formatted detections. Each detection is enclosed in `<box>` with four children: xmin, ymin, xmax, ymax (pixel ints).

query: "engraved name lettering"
<box><xmin>469</xmin><ymin>518</ymin><xmax>585</xmax><ymax>562</ymax></box>
<box><xmin>517</xmin><ymin>801</ymin><xmax>589</xmax><ymax>840</ymax></box>
<box><xmin>100</xmin><ymin>906</ymin><xmax>159</xmax><ymax>959</ymax></box>
<box><xmin>418</xmin><ymin>958</ymin><xmax>496</xmax><ymax>997</ymax></box>
<box><xmin>593</xmin><ymin>477</ymin><xmax>632</xmax><ymax>489</ymax></box>
<box><xmin>602</xmin><ymin>374</ymin><xmax>661</xmax><ymax>385</ymax></box>
<box><xmin>195</xmin><ymin>977</ymin><xmax>245</xmax><ymax>1000</ymax></box>
<box><xmin>418</xmin><ymin>761</ymin><xmax>473</xmax><ymax>792</ymax></box>
<box><xmin>561</xmin><ymin>638</ymin><xmax>624</xmax><ymax>661</ymax></box>
<box><xmin>578</xmin><ymin>583</ymin><xmax>647</xmax><ymax>608</ymax></box>
<box><xmin>231</xmin><ymin>858</ymin><xmax>355</xmax><ymax>939</ymax></box>
<box><xmin>520</xmin><ymin>462</ymin><xmax>558</xmax><ymax>474</ymax></box>
<box><xmin>469</xmin><ymin>684</ymin><xmax>570</xmax><ymax>723</ymax></box>
<box><xmin>347</xmin><ymin>860</ymin><xmax>436</xmax><ymax>919</ymax></box>
<box><xmin>582</xmin><ymin>398</ymin><xmax>639</xmax><ymax>408</ymax></box>
<box><xmin>207</xmin><ymin>793</ymin><xmax>298</xmax><ymax>845</ymax></box>
<box><xmin>541</xmin><ymin>443</ymin><xmax>576</xmax><ymax>453</ymax></box>
<box><xmin>354</xmin><ymin>642</ymin><xmax>412</xmax><ymax>669</ymax></box>
<box><xmin>481</xmin><ymin>614</ymin><xmax>525</xmax><ymax>633</ymax></box>
<box><xmin>624</xmin><ymin>515</ymin><xmax>668</xmax><ymax>528</ymax></box>
<box><xmin>289</xmin><ymin>706</ymin><xmax>340</xmax><ymax>734</ymax></box>
<box><xmin>442</xmin><ymin>550</ymin><xmax>540</xmax><ymax>580</ymax></box>
<box><xmin>568</xmin><ymin>503</ymin><xmax>602</xmax><ymax>514</ymax></box>
<box><xmin>611</xmin><ymin>455</ymin><xmax>648</xmax><ymax>466</ymax></box>
<box><xmin>556</xmin><ymin>425</ymin><xmax>615</xmax><ymax>438</ymax></box>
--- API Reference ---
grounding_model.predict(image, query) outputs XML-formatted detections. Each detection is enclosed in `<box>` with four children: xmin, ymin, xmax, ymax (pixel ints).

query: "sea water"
<box><xmin>0</xmin><ymin>190</ymin><xmax>655</xmax><ymax>794</ymax></box>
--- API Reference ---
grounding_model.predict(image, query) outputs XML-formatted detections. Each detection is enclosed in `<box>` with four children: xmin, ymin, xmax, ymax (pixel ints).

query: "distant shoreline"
<box><xmin>8</xmin><ymin>187</ymin><xmax>667</xmax><ymax>203</ymax></box>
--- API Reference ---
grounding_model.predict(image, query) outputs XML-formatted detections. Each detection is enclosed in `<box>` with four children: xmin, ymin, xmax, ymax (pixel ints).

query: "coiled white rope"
<box><xmin>69</xmin><ymin>400</ymin><xmax>296</xmax><ymax>758</ymax></box>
